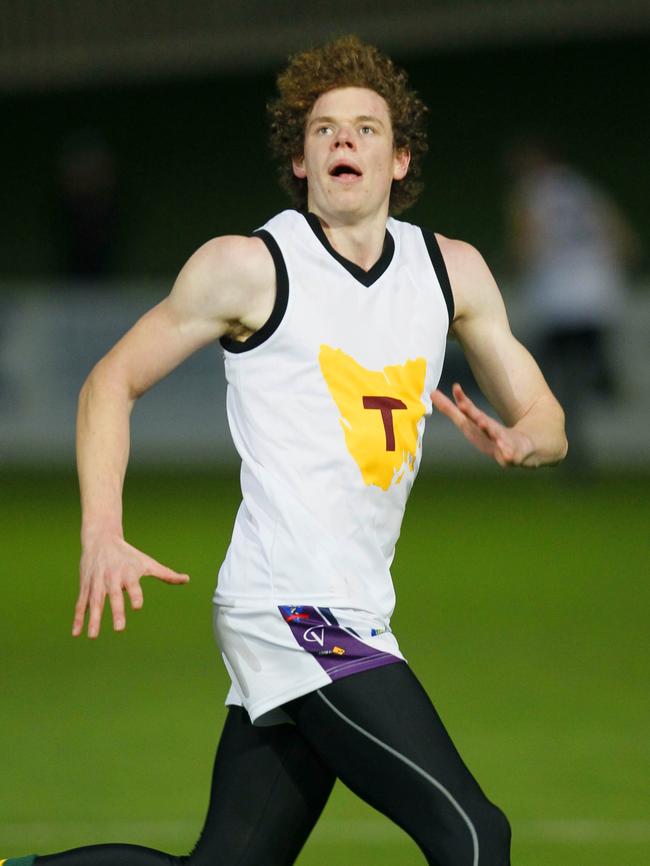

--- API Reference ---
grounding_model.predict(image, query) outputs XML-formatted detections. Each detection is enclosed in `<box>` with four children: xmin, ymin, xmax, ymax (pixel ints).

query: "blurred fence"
<box><xmin>1</xmin><ymin>283</ymin><xmax>649</xmax><ymax>469</ymax></box>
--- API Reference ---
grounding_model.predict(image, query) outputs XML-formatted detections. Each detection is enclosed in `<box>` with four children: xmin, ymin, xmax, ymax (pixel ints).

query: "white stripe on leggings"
<box><xmin>316</xmin><ymin>689</ymin><xmax>479</xmax><ymax>866</ymax></box>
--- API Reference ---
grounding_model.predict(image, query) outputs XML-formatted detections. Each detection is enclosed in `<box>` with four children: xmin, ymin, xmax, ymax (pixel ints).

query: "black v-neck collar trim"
<box><xmin>303</xmin><ymin>211</ymin><xmax>395</xmax><ymax>287</ymax></box>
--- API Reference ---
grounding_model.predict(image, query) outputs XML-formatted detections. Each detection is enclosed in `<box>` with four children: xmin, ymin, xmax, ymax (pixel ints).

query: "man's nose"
<box><xmin>333</xmin><ymin>126</ymin><xmax>355</xmax><ymax>148</ymax></box>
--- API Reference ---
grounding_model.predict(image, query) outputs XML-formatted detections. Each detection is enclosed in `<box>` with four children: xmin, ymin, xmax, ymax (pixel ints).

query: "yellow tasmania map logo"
<box><xmin>319</xmin><ymin>345</ymin><xmax>427</xmax><ymax>491</ymax></box>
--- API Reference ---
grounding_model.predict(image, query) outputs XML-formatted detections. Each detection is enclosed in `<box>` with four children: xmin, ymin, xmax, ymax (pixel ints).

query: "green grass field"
<box><xmin>2</xmin><ymin>468</ymin><xmax>649</xmax><ymax>864</ymax></box>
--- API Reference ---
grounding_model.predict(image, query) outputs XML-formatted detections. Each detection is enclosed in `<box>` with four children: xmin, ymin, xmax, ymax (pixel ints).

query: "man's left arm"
<box><xmin>431</xmin><ymin>237</ymin><xmax>568</xmax><ymax>469</ymax></box>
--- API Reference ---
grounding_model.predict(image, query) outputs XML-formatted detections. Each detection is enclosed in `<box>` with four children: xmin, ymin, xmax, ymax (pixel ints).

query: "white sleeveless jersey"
<box><xmin>214</xmin><ymin>209</ymin><xmax>453</xmax><ymax>623</ymax></box>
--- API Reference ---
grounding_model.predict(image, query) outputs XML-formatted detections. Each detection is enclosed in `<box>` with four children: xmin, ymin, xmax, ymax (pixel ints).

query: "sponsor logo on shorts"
<box><xmin>280</xmin><ymin>605</ymin><xmax>309</xmax><ymax>622</ymax></box>
<box><xmin>278</xmin><ymin>604</ymin><xmax>399</xmax><ymax>679</ymax></box>
<box><xmin>304</xmin><ymin>625</ymin><xmax>326</xmax><ymax>647</ymax></box>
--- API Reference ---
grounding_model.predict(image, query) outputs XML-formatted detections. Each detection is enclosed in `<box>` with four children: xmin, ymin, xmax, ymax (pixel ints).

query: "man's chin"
<box><xmin>312</xmin><ymin>192</ymin><xmax>371</xmax><ymax>221</ymax></box>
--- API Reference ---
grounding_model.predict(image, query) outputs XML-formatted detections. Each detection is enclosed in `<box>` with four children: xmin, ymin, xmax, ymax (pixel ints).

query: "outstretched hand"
<box><xmin>431</xmin><ymin>383</ymin><xmax>536</xmax><ymax>468</ymax></box>
<box><xmin>73</xmin><ymin>536</ymin><xmax>190</xmax><ymax>638</ymax></box>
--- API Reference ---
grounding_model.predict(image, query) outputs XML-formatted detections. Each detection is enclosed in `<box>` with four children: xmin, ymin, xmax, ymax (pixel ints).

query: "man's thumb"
<box><xmin>146</xmin><ymin>558</ymin><xmax>190</xmax><ymax>584</ymax></box>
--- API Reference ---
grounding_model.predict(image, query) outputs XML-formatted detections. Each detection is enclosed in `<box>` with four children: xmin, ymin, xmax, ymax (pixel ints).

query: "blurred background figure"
<box><xmin>508</xmin><ymin>137</ymin><xmax>638</xmax><ymax>469</ymax></box>
<box><xmin>57</xmin><ymin>130</ymin><xmax>118</xmax><ymax>280</ymax></box>
<box><xmin>506</xmin><ymin>137</ymin><xmax>639</xmax><ymax>470</ymax></box>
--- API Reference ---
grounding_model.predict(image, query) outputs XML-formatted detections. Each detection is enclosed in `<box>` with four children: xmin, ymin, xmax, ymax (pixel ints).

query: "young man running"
<box><xmin>5</xmin><ymin>35</ymin><xmax>566</xmax><ymax>866</ymax></box>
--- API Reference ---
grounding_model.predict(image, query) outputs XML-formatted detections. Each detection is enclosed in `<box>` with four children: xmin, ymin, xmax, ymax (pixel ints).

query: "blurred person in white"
<box><xmin>507</xmin><ymin>137</ymin><xmax>638</xmax><ymax>468</ymax></box>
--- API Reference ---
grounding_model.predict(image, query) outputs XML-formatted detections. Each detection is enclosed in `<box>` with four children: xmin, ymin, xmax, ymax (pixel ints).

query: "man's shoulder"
<box><xmin>435</xmin><ymin>234</ymin><xmax>483</xmax><ymax>271</ymax></box>
<box><xmin>433</xmin><ymin>236</ymin><xmax>501</xmax><ymax>326</ymax></box>
<box><xmin>174</xmin><ymin>234</ymin><xmax>275</xmax><ymax>309</ymax></box>
<box><xmin>182</xmin><ymin>210</ymin><xmax>301</xmax><ymax>276</ymax></box>
<box><xmin>191</xmin><ymin>233</ymin><xmax>272</xmax><ymax>275</ymax></box>
<box><xmin>169</xmin><ymin>232</ymin><xmax>277</xmax><ymax>331</ymax></box>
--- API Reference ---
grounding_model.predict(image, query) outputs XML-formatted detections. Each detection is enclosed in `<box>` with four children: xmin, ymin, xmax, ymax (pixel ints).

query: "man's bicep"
<box><xmin>444</xmin><ymin>239</ymin><xmax>552</xmax><ymax>425</ymax></box>
<box><xmin>96</xmin><ymin>234</ymin><xmax>274</xmax><ymax>399</ymax></box>
<box><xmin>96</xmin><ymin>296</ymin><xmax>223</xmax><ymax>400</ymax></box>
<box><xmin>168</xmin><ymin>234</ymin><xmax>276</xmax><ymax>339</ymax></box>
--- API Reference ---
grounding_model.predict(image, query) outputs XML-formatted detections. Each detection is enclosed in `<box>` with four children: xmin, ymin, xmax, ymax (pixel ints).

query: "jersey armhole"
<box><xmin>420</xmin><ymin>228</ymin><xmax>455</xmax><ymax>328</ymax></box>
<box><xmin>220</xmin><ymin>229</ymin><xmax>289</xmax><ymax>354</ymax></box>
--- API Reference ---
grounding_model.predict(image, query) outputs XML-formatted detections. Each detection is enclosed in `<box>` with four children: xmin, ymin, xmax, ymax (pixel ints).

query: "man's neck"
<box><xmin>308</xmin><ymin>208</ymin><xmax>389</xmax><ymax>272</ymax></box>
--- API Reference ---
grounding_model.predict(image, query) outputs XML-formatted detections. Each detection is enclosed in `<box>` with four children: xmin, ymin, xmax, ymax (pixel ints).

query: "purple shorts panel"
<box><xmin>278</xmin><ymin>604</ymin><xmax>403</xmax><ymax>682</ymax></box>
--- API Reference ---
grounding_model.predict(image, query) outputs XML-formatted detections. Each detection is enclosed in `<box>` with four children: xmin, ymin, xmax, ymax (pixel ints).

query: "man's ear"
<box><xmin>393</xmin><ymin>148</ymin><xmax>411</xmax><ymax>181</ymax></box>
<box><xmin>292</xmin><ymin>156</ymin><xmax>307</xmax><ymax>179</ymax></box>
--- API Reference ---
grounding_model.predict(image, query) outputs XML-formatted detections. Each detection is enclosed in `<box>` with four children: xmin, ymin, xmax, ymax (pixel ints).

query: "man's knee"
<box><xmin>417</xmin><ymin>794</ymin><xmax>510</xmax><ymax>866</ymax></box>
<box><xmin>476</xmin><ymin>801</ymin><xmax>511</xmax><ymax>865</ymax></box>
<box><xmin>439</xmin><ymin>797</ymin><xmax>510</xmax><ymax>866</ymax></box>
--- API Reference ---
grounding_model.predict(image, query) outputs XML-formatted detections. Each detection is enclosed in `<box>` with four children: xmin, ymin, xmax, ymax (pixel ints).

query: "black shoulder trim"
<box><xmin>421</xmin><ymin>228</ymin><xmax>455</xmax><ymax>327</ymax></box>
<box><xmin>220</xmin><ymin>229</ymin><xmax>289</xmax><ymax>354</ymax></box>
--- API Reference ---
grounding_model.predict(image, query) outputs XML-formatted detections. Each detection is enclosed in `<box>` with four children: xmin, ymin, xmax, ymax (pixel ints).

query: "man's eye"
<box><xmin>317</xmin><ymin>126</ymin><xmax>333</xmax><ymax>135</ymax></box>
<box><xmin>360</xmin><ymin>126</ymin><xmax>375</xmax><ymax>135</ymax></box>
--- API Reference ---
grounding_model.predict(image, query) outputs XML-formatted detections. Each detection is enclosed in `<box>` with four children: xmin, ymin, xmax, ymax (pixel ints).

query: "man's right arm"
<box><xmin>74</xmin><ymin>235</ymin><xmax>275</xmax><ymax>638</ymax></box>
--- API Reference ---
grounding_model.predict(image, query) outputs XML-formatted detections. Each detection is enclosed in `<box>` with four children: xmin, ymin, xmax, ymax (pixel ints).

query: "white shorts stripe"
<box><xmin>316</xmin><ymin>688</ymin><xmax>480</xmax><ymax>866</ymax></box>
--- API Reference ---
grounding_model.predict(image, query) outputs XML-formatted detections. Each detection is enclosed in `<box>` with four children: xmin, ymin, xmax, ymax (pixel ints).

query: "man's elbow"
<box><xmin>549</xmin><ymin>401</ymin><xmax>569</xmax><ymax>465</ymax></box>
<box><xmin>528</xmin><ymin>394</ymin><xmax>568</xmax><ymax>467</ymax></box>
<box><xmin>78</xmin><ymin>357</ymin><xmax>136</xmax><ymax>411</ymax></box>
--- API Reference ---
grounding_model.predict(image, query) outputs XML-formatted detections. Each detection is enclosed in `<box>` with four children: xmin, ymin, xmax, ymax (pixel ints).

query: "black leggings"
<box><xmin>37</xmin><ymin>664</ymin><xmax>511</xmax><ymax>866</ymax></box>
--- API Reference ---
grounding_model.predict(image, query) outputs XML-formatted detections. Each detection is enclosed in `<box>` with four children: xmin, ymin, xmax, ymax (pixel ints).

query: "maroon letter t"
<box><xmin>362</xmin><ymin>396</ymin><xmax>407</xmax><ymax>451</ymax></box>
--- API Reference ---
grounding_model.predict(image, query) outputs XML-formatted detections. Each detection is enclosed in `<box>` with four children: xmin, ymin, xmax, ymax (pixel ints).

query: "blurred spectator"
<box><xmin>506</xmin><ymin>137</ymin><xmax>639</xmax><ymax>469</ymax></box>
<box><xmin>58</xmin><ymin>131</ymin><xmax>118</xmax><ymax>280</ymax></box>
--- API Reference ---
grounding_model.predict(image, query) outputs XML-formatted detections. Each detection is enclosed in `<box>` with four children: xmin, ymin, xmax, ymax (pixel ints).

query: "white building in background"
<box><xmin>1</xmin><ymin>285</ymin><xmax>649</xmax><ymax>469</ymax></box>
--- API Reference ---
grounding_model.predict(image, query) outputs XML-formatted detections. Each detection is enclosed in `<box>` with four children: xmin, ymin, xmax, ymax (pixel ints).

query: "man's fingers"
<box><xmin>494</xmin><ymin>443</ymin><xmax>513</xmax><ymax>467</ymax></box>
<box><xmin>127</xmin><ymin>581</ymin><xmax>144</xmax><ymax>611</ymax></box>
<box><xmin>72</xmin><ymin>587</ymin><xmax>90</xmax><ymax>637</ymax></box>
<box><xmin>452</xmin><ymin>383</ymin><xmax>488</xmax><ymax>426</ymax></box>
<box><xmin>451</xmin><ymin>383</ymin><xmax>506</xmax><ymax>442</ymax></box>
<box><xmin>435</xmin><ymin>384</ymin><xmax>533</xmax><ymax>468</ymax></box>
<box><xmin>495</xmin><ymin>432</ymin><xmax>535</xmax><ymax>468</ymax></box>
<box><xmin>451</xmin><ymin>382</ymin><xmax>478</xmax><ymax>415</ymax></box>
<box><xmin>144</xmin><ymin>557</ymin><xmax>190</xmax><ymax>585</ymax></box>
<box><xmin>109</xmin><ymin>587</ymin><xmax>127</xmax><ymax>631</ymax></box>
<box><xmin>75</xmin><ymin>545</ymin><xmax>189</xmax><ymax>640</ymax></box>
<box><xmin>477</xmin><ymin>413</ymin><xmax>504</xmax><ymax>443</ymax></box>
<box><xmin>87</xmin><ymin>591</ymin><xmax>106</xmax><ymax>639</ymax></box>
<box><xmin>433</xmin><ymin>386</ymin><xmax>496</xmax><ymax>441</ymax></box>
<box><xmin>430</xmin><ymin>389</ymin><xmax>468</xmax><ymax>428</ymax></box>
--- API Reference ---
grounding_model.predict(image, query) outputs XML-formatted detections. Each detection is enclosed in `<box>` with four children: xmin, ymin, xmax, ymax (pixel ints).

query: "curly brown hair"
<box><xmin>268</xmin><ymin>35</ymin><xmax>428</xmax><ymax>215</ymax></box>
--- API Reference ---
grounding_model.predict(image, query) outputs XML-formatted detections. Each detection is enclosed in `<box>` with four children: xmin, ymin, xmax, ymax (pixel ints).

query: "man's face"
<box><xmin>292</xmin><ymin>86</ymin><xmax>410</xmax><ymax>223</ymax></box>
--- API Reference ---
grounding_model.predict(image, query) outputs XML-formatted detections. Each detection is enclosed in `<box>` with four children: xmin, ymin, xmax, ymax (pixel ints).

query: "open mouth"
<box><xmin>329</xmin><ymin>162</ymin><xmax>362</xmax><ymax>181</ymax></box>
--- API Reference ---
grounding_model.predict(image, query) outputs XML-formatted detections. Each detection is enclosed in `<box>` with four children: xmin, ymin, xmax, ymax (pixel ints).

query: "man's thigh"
<box><xmin>190</xmin><ymin>707</ymin><xmax>335</xmax><ymax>866</ymax></box>
<box><xmin>284</xmin><ymin>663</ymin><xmax>511</xmax><ymax>866</ymax></box>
